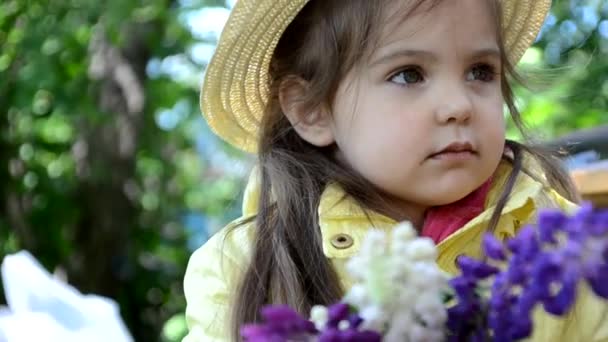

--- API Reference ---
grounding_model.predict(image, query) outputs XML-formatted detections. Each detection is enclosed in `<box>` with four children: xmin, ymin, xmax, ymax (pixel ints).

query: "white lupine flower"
<box><xmin>401</xmin><ymin>238</ymin><xmax>437</xmax><ymax>260</ymax></box>
<box><xmin>343</xmin><ymin>221</ymin><xmax>448</xmax><ymax>342</ymax></box>
<box><xmin>420</xmin><ymin>304</ymin><xmax>448</xmax><ymax>329</ymax></box>
<box><xmin>310</xmin><ymin>305</ymin><xmax>328</xmax><ymax>331</ymax></box>
<box><xmin>343</xmin><ymin>284</ymin><xmax>368</xmax><ymax>308</ymax></box>
<box><xmin>415</xmin><ymin>292</ymin><xmax>448</xmax><ymax>328</ymax></box>
<box><xmin>338</xmin><ymin>320</ymin><xmax>350</xmax><ymax>330</ymax></box>
<box><xmin>359</xmin><ymin>305</ymin><xmax>387</xmax><ymax>331</ymax></box>
<box><xmin>409</xmin><ymin>323</ymin><xmax>445</xmax><ymax>342</ymax></box>
<box><xmin>392</xmin><ymin>222</ymin><xmax>417</xmax><ymax>240</ymax></box>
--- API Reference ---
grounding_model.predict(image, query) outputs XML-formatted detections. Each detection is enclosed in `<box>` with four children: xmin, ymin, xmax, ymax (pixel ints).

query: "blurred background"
<box><xmin>0</xmin><ymin>0</ymin><xmax>606</xmax><ymax>341</ymax></box>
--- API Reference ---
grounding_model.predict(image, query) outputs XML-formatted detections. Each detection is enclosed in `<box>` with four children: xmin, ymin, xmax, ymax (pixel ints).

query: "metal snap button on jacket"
<box><xmin>330</xmin><ymin>233</ymin><xmax>354</xmax><ymax>249</ymax></box>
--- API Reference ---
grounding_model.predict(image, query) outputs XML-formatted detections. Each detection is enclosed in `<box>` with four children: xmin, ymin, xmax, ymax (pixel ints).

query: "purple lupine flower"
<box><xmin>318</xmin><ymin>328</ymin><xmax>381</xmax><ymax>342</ymax></box>
<box><xmin>489</xmin><ymin>266</ymin><xmax>535</xmax><ymax>340</ymax></box>
<box><xmin>326</xmin><ymin>303</ymin><xmax>350</xmax><ymax>328</ymax></box>
<box><xmin>532</xmin><ymin>247</ymin><xmax>578</xmax><ymax>315</ymax></box>
<box><xmin>241</xmin><ymin>305</ymin><xmax>316</xmax><ymax>342</ymax></box>
<box><xmin>447</xmin><ymin>256</ymin><xmax>494</xmax><ymax>340</ymax></box>
<box><xmin>482</xmin><ymin>234</ymin><xmax>506</xmax><ymax>261</ymax></box>
<box><xmin>242</xmin><ymin>303</ymin><xmax>381</xmax><ymax>342</ymax></box>
<box><xmin>458</xmin><ymin>255</ymin><xmax>500</xmax><ymax>279</ymax></box>
<box><xmin>316</xmin><ymin>303</ymin><xmax>381</xmax><ymax>342</ymax></box>
<box><xmin>486</xmin><ymin>228</ymin><xmax>545</xmax><ymax>341</ymax></box>
<box><xmin>505</xmin><ymin>226</ymin><xmax>540</xmax><ymax>258</ymax></box>
<box><xmin>486</xmin><ymin>210</ymin><xmax>583</xmax><ymax>340</ymax></box>
<box><xmin>450</xmin><ymin>204</ymin><xmax>608</xmax><ymax>341</ymax></box>
<box><xmin>570</xmin><ymin>204</ymin><xmax>608</xmax><ymax>298</ymax></box>
<box><xmin>537</xmin><ymin>209</ymin><xmax>567</xmax><ymax>243</ymax></box>
<box><xmin>347</xmin><ymin>314</ymin><xmax>363</xmax><ymax>329</ymax></box>
<box><xmin>533</xmin><ymin>204</ymin><xmax>608</xmax><ymax>311</ymax></box>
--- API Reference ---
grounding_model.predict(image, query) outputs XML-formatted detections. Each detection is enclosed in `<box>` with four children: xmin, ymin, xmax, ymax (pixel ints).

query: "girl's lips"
<box><xmin>430</xmin><ymin>150</ymin><xmax>476</xmax><ymax>162</ymax></box>
<box><xmin>429</xmin><ymin>142</ymin><xmax>477</xmax><ymax>161</ymax></box>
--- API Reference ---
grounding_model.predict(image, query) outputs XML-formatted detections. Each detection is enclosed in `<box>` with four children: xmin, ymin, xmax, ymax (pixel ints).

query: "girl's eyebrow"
<box><xmin>371</xmin><ymin>49</ymin><xmax>437</xmax><ymax>67</ymax></box>
<box><xmin>370</xmin><ymin>47</ymin><xmax>501</xmax><ymax>67</ymax></box>
<box><xmin>469</xmin><ymin>47</ymin><xmax>502</xmax><ymax>61</ymax></box>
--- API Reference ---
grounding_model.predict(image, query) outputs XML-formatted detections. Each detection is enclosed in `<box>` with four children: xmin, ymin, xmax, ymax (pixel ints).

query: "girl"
<box><xmin>184</xmin><ymin>0</ymin><xmax>608</xmax><ymax>341</ymax></box>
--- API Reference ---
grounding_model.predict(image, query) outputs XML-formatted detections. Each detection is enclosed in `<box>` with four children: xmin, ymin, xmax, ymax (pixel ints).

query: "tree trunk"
<box><xmin>67</xmin><ymin>22</ymin><xmax>156</xmax><ymax>340</ymax></box>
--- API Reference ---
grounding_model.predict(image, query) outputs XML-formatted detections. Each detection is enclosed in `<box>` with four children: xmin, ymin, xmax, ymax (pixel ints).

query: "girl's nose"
<box><xmin>434</xmin><ymin>86</ymin><xmax>473</xmax><ymax>124</ymax></box>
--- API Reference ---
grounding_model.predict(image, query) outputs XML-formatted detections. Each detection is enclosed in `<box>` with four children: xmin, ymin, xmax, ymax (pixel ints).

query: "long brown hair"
<box><xmin>229</xmin><ymin>0</ymin><xmax>579</xmax><ymax>339</ymax></box>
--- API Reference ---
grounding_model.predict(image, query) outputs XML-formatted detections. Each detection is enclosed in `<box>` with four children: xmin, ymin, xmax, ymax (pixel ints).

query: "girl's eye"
<box><xmin>389</xmin><ymin>68</ymin><xmax>424</xmax><ymax>85</ymax></box>
<box><xmin>467</xmin><ymin>64</ymin><xmax>498</xmax><ymax>82</ymax></box>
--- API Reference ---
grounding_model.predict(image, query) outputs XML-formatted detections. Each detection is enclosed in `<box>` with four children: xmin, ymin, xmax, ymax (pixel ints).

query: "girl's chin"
<box><xmin>422</xmin><ymin>186</ymin><xmax>482</xmax><ymax>206</ymax></box>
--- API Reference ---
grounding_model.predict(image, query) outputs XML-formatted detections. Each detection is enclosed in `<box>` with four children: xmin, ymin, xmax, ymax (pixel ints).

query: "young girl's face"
<box><xmin>330</xmin><ymin>0</ymin><xmax>505</xmax><ymax>214</ymax></box>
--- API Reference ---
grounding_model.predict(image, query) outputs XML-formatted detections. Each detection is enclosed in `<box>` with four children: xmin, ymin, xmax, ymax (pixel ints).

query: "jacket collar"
<box><xmin>316</xmin><ymin>158</ymin><xmax>557</xmax><ymax>259</ymax></box>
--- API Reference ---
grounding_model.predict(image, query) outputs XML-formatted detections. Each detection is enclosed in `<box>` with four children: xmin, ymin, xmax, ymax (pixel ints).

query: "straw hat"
<box><xmin>201</xmin><ymin>0</ymin><xmax>551</xmax><ymax>153</ymax></box>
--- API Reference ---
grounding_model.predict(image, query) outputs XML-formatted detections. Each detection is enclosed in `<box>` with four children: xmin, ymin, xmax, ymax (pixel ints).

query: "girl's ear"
<box><xmin>278</xmin><ymin>77</ymin><xmax>335</xmax><ymax>147</ymax></box>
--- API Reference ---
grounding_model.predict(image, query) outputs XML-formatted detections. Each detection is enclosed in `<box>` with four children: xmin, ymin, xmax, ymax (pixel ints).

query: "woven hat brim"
<box><xmin>201</xmin><ymin>0</ymin><xmax>309</xmax><ymax>153</ymax></box>
<box><xmin>202</xmin><ymin>0</ymin><xmax>551</xmax><ymax>153</ymax></box>
<box><xmin>502</xmin><ymin>0</ymin><xmax>551</xmax><ymax>64</ymax></box>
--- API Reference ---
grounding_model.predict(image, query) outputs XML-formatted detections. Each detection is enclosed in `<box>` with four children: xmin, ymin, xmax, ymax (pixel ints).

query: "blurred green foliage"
<box><xmin>0</xmin><ymin>0</ymin><xmax>606</xmax><ymax>341</ymax></box>
<box><xmin>510</xmin><ymin>0</ymin><xmax>608</xmax><ymax>139</ymax></box>
<box><xmin>0</xmin><ymin>0</ymin><xmax>247</xmax><ymax>341</ymax></box>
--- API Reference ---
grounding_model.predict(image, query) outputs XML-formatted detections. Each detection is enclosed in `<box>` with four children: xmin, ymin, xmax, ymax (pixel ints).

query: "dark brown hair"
<box><xmin>229</xmin><ymin>0</ymin><xmax>579</xmax><ymax>339</ymax></box>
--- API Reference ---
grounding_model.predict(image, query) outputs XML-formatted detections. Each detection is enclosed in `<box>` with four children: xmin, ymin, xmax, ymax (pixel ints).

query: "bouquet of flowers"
<box><xmin>241</xmin><ymin>204</ymin><xmax>608</xmax><ymax>341</ymax></box>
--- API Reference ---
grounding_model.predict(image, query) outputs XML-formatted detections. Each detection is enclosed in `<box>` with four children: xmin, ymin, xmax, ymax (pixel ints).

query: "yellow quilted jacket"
<box><xmin>183</xmin><ymin>160</ymin><xmax>608</xmax><ymax>341</ymax></box>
